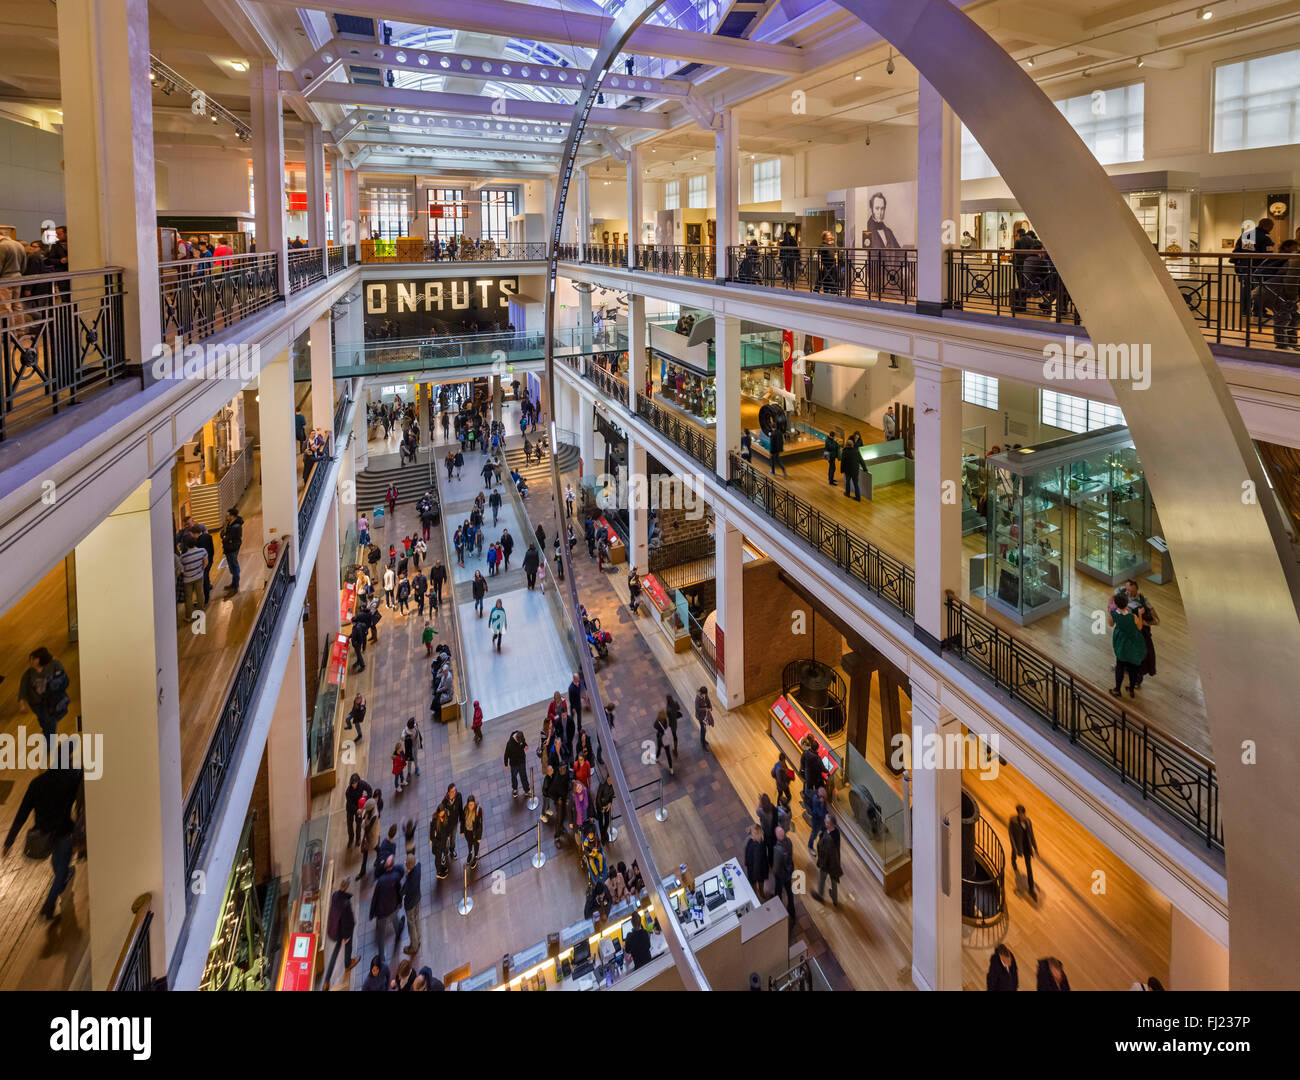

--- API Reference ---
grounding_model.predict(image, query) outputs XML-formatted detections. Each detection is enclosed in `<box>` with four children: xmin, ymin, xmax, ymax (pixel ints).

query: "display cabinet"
<box><xmin>986</xmin><ymin>451</ymin><xmax>1069</xmax><ymax>625</ymax></box>
<box><xmin>1070</xmin><ymin>441</ymin><xmax>1150</xmax><ymax>585</ymax></box>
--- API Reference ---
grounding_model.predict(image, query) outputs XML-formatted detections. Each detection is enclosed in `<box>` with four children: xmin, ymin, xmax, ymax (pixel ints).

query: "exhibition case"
<box><xmin>986</xmin><ymin>446</ymin><xmax>1070</xmax><ymax>625</ymax></box>
<box><xmin>1065</xmin><ymin>431</ymin><xmax>1151</xmax><ymax>585</ymax></box>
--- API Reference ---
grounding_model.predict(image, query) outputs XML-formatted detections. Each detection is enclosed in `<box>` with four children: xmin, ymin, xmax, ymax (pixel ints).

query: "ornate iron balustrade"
<box><xmin>634</xmin><ymin>243</ymin><xmax>715</xmax><ymax>279</ymax></box>
<box><xmin>410</xmin><ymin>241</ymin><xmax>548</xmax><ymax>263</ymax></box>
<box><xmin>108</xmin><ymin>894</ymin><xmax>156</xmax><ymax>990</ymax></box>
<box><xmin>944</xmin><ymin>593</ymin><xmax>1222</xmax><ymax>850</ymax></box>
<box><xmin>727</xmin><ymin>244</ymin><xmax>918</xmax><ymax>304</ymax></box>
<box><xmin>647</xmin><ymin>531</ymin><xmax>716</xmax><ymax>573</ymax></box>
<box><xmin>182</xmin><ymin>550</ymin><xmax>294</xmax><ymax>888</ymax></box>
<box><xmin>635</xmin><ymin>391</ymin><xmax>717</xmax><ymax>472</ymax></box>
<box><xmin>582</xmin><ymin>243</ymin><xmax>629</xmax><ymax>267</ymax></box>
<box><xmin>1</xmin><ymin>267</ymin><xmax>129</xmax><ymax>441</ymax></box>
<box><xmin>583</xmin><ymin>359</ymin><xmax>629</xmax><ymax>404</ymax></box>
<box><xmin>159</xmin><ymin>252</ymin><xmax>281</xmax><ymax>346</ymax></box>
<box><xmin>729</xmin><ymin>452</ymin><xmax>914</xmax><ymax>619</ymax></box>
<box><xmin>298</xmin><ymin>445</ymin><xmax>331</xmax><ymax>540</ymax></box>
<box><xmin>327</xmin><ymin>245</ymin><xmax>346</xmax><ymax>275</ymax></box>
<box><xmin>961</xmin><ymin>815</ymin><xmax>1006</xmax><ymax>928</ymax></box>
<box><xmin>288</xmin><ymin>247</ymin><xmax>327</xmax><ymax>294</ymax></box>
<box><xmin>557</xmin><ymin>350</ymin><xmax>582</xmax><ymax>373</ymax></box>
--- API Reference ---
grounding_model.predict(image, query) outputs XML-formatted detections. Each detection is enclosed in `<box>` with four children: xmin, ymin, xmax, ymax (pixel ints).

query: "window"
<box><xmin>429</xmin><ymin>188</ymin><xmax>466</xmax><ymax>244</ymax></box>
<box><xmin>1214</xmin><ymin>48</ymin><xmax>1300</xmax><ymax>152</ymax></box>
<box><xmin>664</xmin><ymin>180</ymin><xmax>680</xmax><ymax>210</ymax></box>
<box><xmin>688</xmin><ymin>173</ymin><xmax>707</xmax><ymax>208</ymax></box>
<box><xmin>1040</xmin><ymin>389</ymin><xmax>1125</xmax><ymax>433</ymax></box>
<box><xmin>480</xmin><ymin>187</ymin><xmax>518</xmax><ymax>244</ymax></box>
<box><xmin>367</xmin><ymin>188</ymin><xmax>410</xmax><ymax>239</ymax></box>
<box><xmin>1055</xmin><ymin>82</ymin><xmax>1144</xmax><ymax>164</ymax></box>
<box><xmin>752</xmin><ymin>157</ymin><xmax>780</xmax><ymax>202</ymax></box>
<box><xmin>961</xmin><ymin>372</ymin><xmax>999</xmax><ymax>411</ymax></box>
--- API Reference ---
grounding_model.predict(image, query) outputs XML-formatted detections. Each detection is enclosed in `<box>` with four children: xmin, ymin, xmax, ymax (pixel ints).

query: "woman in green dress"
<box><xmin>1108</xmin><ymin>591</ymin><xmax>1147</xmax><ymax>698</ymax></box>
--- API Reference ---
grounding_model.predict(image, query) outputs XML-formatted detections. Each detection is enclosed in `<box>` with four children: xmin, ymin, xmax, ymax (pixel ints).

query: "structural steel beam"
<box><xmin>333</xmin><ymin>108</ymin><xmax>568</xmax><ymax>143</ymax></box>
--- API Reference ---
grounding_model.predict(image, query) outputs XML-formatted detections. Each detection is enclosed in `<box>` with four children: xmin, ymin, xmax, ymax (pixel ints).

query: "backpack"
<box><xmin>44</xmin><ymin>666</ymin><xmax>70</xmax><ymax>720</ymax></box>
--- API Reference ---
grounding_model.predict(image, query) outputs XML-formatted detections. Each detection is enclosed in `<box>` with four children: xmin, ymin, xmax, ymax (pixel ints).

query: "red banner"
<box><xmin>279</xmin><ymin>932</ymin><xmax>316</xmax><ymax>991</ymax></box>
<box><xmin>770</xmin><ymin>695</ymin><xmax>840</xmax><ymax>778</ymax></box>
<box><xmin>286</xmin><ymin>191</ymin><xmax>308</xmax><ymax>212</ymax></box>
<box><xmin>328</xmin><ymin>633</ymin><xmax>349</xmax><ymax>687</ymax></box>
<box><xmin>781</xmin><ymin>331</ymin><xmax>794</xmax><ymax>392</ymax></box>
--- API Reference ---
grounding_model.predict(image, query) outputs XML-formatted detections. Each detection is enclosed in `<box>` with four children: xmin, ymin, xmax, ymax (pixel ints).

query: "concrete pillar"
<box><xmin>713</xmin><ymin>510</ymin><xmax>745</xmax><ymax>708</ymax></box>
<box><xmin>713</xmin><ymin>110</ymin><xmax>738</xmax><ymax>280</ymax></box>
<box><xmin>309</xmin><ymin>312</ymin><xmax>334</xmax><ymax>439</ymax></box>
<box><xmin>579</xmin><ymin>286</ymin><xmax>594</xmax><ymax>356</ymax></box>
<box><xmin>338</xmin><ymin>434</ymin><xmax>358</xmax><ymax>546</ymax></box>
<box><xmin>578</xmin><ymin>392</ymin><xmax>596</xmax><ymax>479</ymax></box>
<box><xmin>315</xmin><ymin>495</ymin><xmax>343</xmax><ymax>658</ymax></box>
<box><xmin>344</xmin><ymin>165</ymin><xmax>361</xmax><ymax>259</ymax></box>
<box><xmin>76</xmin><ymin>476</ymin><xmax>185</xmax><ymax>988</ymax></box>
<box><xmin>909</xmin><ymin>676</ymin><xmax>963</xmax><ymax>991</ymax></box>
<box><xmin>713</xmin><ymin>314</ymin><xmax>741</xmax><ymax>482</ymax></box>
<box><xmin>266</xmin><ymin>624</ymin><xmax>309</xmax><ymax>876</ymax></box>
<box><xmin>912</xmin><ymin>359</ymin><xmax>962</xmax><ymax>649</ymax></box>
<box><xmin>57</xmin><ymin>0</ymin><xmax>160</xmax><ymax>377</ymax></box>
<box><xmin>250</xmin><ymin>61</ymin><xmax>288</xmax><ymax>296</ymax></box>
<box><xmin>1169</xmin><ymin>907</ymin><xmax>1229</xmax><ymax>991</ymax></box>
<box><xmin>304</xmin><ymin>122</ymin><xmax>328</xmax><ymax>250</ymax></box>
<box><xmin>577</xmin><ymin>168</ymin><xmax>591</xmax><ymax>261</ymax></box>
<box><xmin>627</xmin><ymin>293</ymin><xmax>646</xmax><ymax>408</ymax></box>
<box><xmin>330</xmin><ymin>150</ymin><xmax>346</xmax><ymax>254</ymax></box>
<box><xmin>259</xmin><ymin>348</ymin><xmax>300</xmax><ymax>572</ymax></box>
<box><xmin>916</xmin><ymin>78</ymin><xmax>961</xmax><ymax>315</ymax></box>
<box><xmin>628</xmin><ymin>436</ymin><xmax>648</xmax><ymax>573</ymax></box>
<box><xmin>626</xmin><ymin>147</ymin><xmax>641</xmax><ymax>270</ymax></box>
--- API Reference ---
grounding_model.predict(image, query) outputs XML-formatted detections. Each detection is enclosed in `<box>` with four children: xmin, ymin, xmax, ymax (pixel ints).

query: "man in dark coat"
<box><xmin>986</xmin><ymin>945</ymin><xmax>1019</xmax><ymax>991</ymax></box>
<box><xmin>323</xmin><ymin>884</ymin><xmax>359</xmax><ymax>988</ymax></box>
<box><xmin>1008</xmin><ymin>804</ymin><xmax>1039</xmax><ymax>900</ymax></box>
<box><xmin>368</xmin><ymin>857</ymin><xmax>405</xmax><ymax>963</ymax></box>
<box><xmin>439</xmin><ymin>784</ymin><xmax>465</xmax><ymax>859</ymax></box>
<box><xmin>344</xmin><ymin>773</ymin><xmax>372</xmax><ymax>848</ymax></box>
<box><xmin>522</xmin><ymin>544</ymin><xmax>540</xmax><ymax>590</ymax></box>
<box><xmin>3</xmin><ymin>766</ymin><xmax>82</xmax><ymax>919</ymax></box>
<box><xmin>772</xmin><ymin>826</ymin><xmax>795</xmax><ymax>921</ymax></box>
<box><xmin>799</xmin><ymin>740</ymin><xmax>825</xmax><ymax>804</ymax></box>
<box><xmin>811</xmin><ymin>813</ymin><xmax>842</xmax><ymax>906</ymax></box>
<box><xmin>840</xmin><ymin>437</ymin><xmax>862</xmax><ymax>501</ymax></box>
<box><xmin>401</xmin><ymin>857</ymin><xmax>423</xmax><ymax>955</ymax></box>
<box><xmin>568</xmin><ymin>673</ymin><xmax>583</xmax><ymax>729</ymax></box>
<box><xmin>503</xmin><ymin>730</ymin><xmax>530</xmax><ymax>797</ymax></box>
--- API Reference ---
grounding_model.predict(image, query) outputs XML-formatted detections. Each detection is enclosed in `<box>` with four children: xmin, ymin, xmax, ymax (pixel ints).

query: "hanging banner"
<box><xmin>781</xmin><ymin>330</ymin><xmax>794</xmax><ymax>392</ymax></box>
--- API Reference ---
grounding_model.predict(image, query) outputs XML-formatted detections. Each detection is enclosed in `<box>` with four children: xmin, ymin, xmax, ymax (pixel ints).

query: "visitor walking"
<box><xmin>489</xmin><ymin>599</ymin><xmax>507</xmax><ymax>651</ymax></box>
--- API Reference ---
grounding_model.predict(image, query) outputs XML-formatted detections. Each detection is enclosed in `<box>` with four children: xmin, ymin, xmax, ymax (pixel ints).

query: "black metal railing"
<box><xmin>582</xmin><ymin>243</ymin><xmax>629</xmax><ymax>267</ymax></box>
<box><xmin>944</xmin><ymin>593</ymin><xmax>1222</xmax><ymax>850</ymax></box>
<box><xmin>687</xmin><ymin>611</ymin><xmax>716</xmax><ymax>676</ymax></box>
<box><xmin>781</xmin><ymin>659</ymin><xmax>848</xmax><ymax>736</ymax></box>
<box><xmin>371</xmin><ymin>240</ymin><xmax>549</xmax><ymax>264</ymax></box>
<box><xmin>947</xmin><ymin>249</ymin><xmax>1298</xmax><ymax>352</ymax></box>
<box><xmin>634</xmin><ymin>243</ymin><xmax>716</xmax><ymax>279</ymax></box>
<box><xmin>159</xmin><ymin>252</ymin><xmax>281</xmax><ymax>346</ymax></box>
<box><xmin>298</xmin><ymin>448</ymin><xmax>330</xmax><ymax>540</ymax></box>
<box><xmin>635</xmin><ymin>391</ymin><xmax>717</xmax><ymax>472</ymax></box>
<box><xmin>332</xmin><ymin>387</ymin><xmax>352</xmax><ymax>441</ymax></box>
<box><xmin>109</xmin><ymin>894</ymin><xmax>156</xmax><ymax>990</ymax></box>
<box><xmin>558</xmin><ymin>351</ymin><xmax>582</xmax><ymax>374</ymax></box>
<box><xmin>584</xmin><ymin>360</ymin><xmax>629</xmax><ymax>404</ymax></box>
<box><xmin>730</xmin><ymin>453</ymin><xmax>914</xmax><ymax>619</ymax></box>
<box><xmin>182</xmin><ymin>550</ymin><xmax>294</xmax><ymax>888</ymax></box>
<box><xmin>327</xmin><ymin>245</ymin><xmax>346</xmax><ymax>275</ymax></box>
<box><xmin>287</xmin><ymin>247</ymin><xmax>327</xmax><ymax>294</ymax></box>
<box><xmin>727</xmin><ymin>245</ymin><xmax>918</xmax><ymax>304</ymax></box>
<box><xmin>961</xmin><ymin>815</ymin><xmax>1006</xmax><ymax>928</ymax></box>
<box><xmin>1</xmin><ymin>267</ymin><xmax>129</xmax><ymax>441</ymax></box>
<box><xmin>647</xmin><ymin>532</ymin><xmax>715</xmax><ymax>574</ymax></box>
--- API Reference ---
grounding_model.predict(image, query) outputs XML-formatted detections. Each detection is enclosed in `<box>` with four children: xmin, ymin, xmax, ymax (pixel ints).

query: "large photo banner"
<box><xmin>363</xmin><ymin>276</ymin><xmax>521</xmax><ymax>338</ymax></box>
<box><xmin>854</xmin><ymin>182</ymin><xmax>917</xmax><ymax>249</ymax></box>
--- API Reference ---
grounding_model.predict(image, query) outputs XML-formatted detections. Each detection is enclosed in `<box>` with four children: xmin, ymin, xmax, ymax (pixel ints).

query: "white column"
<box><xmin>626</xmin><ymin>147</ymin><xmax>641</xmax><ymax>270</ymax></box>
<box><xmin>912</xmin><ymin>359</ymin><xmax>962</xmax><ymax>648</ymax></box>
<box><xmin>713</xmin><ymin>314</ymin><xmax>741</xmax><ymax>482</ymax></box>
<box><xmin>338</xmin><ymin>433</ymin><xmax>358</xmax><ymax>546</ymax></box>
<box><xmin>304</xmin><ymin>122</ymin><xmax>328</xmax><ymax>251</ymax></box>
<box><xmin>76</xmin><ymin>476</ymin><xmax>185</xmax><ymax>988</ymax></box>
<box><xmin>259</xmin><ymin>348</ymin><xmax>300</xmax><ymax>572</ymax></box>
<box><xmin>309</xmin><ymin>312</ymin><xmax>334</xmax><ymax>436</ymax></box>
<box><xmin>627</xmin><ymin>436</ymin><xmax>648</xmax><ymax>573</ymax></box>
<box><xmin>579</xmin><ymin>286</ymin><xmax>594</xmax><ymax>355</ymax></box>
<box><xmin>267</xmin><ymin>624</ymin><xmax>309</xmax><ymax>876</ymax></box>
<box><xmin>909</xmin><ymin>677</ymin><xmax>963</xmax><ymax>991</ymax></box>
<box><xmin>344</xmin><ymin>165</ymin><xmax>361</xmax><ymax>260</ymax></box>
<box><xmin>578</xmin><ymin>392</ymin><xmax>596</xmax><ymax>479</ymax></box>
<box><xmin>713</xmin><ymin>510</ymin><xmax>745</xmax><ymax>708</ymax></box>
<box><xmin>916</xmin><ymin>77</ymin><xmax>961</xmax><ymax>315</ymax></box>
<box><xmin>1170</xmin><ymin>907</ymin><xmax>1229</xmax><ymax>990</ymax></box>
<box><xmin>315</xmin><ymin>495</ymin><xmax>342</xmax><ymax>659</ymax></box>
<box><xmin>713</xmin><ymin>110</ymin><xmax>739</xmax><ymax>279</ymax></box>
<box><xmin>250</xmin><ymin>61</ymin><xmax>288</xmax><ymax>296</ymax></box>
<box><xmin>330</xmin><ymin>151</ymin><xmax>346</xmax><ymax>256</ymax></box>
<box><xmin>627</xmin><ymin>293</ymin><xmax>646</xmax><ymax>409</ymax></box>
<box><xmin>57</xmin><ymin>0</ymin><xmax>160</xmax><ymax>377</ymax></box>
<box><xmin>578</xmin><ymin>169</ymin><xmax>591</xmax><ymax>260</ymax></box>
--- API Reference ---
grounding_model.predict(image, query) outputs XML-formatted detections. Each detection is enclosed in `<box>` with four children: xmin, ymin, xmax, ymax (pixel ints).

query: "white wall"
<box><xmin>0</xmin><ymin>116</ymin><xmax>66</xmax><ymax>239</ymax></box>
<box><xmin>155</xmin><ymin>146</ymin><xmax>251</xmax><ymax>218</ymax></box>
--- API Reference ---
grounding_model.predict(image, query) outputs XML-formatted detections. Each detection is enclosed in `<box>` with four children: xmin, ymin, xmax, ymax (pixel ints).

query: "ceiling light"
<box><xmin>1136</xmin><ymin>56</ymin><xmax>1145</xmax><ymax>68</ymax></box>
<box><xmin>854</xmin><ymin>71</ymin><xmax>862</xmax><ymax>81</ymax></box>
<box><xmin>1198</xmin><ymin>7</ymin><xmax>1213</xmax><ymax>20</ymax></box>
<box><xmin>1026</xmin><ymin>57</ymin><xmax>1034</xmax><ymax>68</ymax></box>
<box><xmin>886</xmin><ymin>52</ymin><xmax>895</xmax><ymax>76</ymax></box>
<box><xmin>230</xmin><ymin>60</ymin><xmax>249</xmax><ymax>72</ymax></box>
<box><xmin>149</xmin><ymin>70</ymin><xmax>157</xmax><ymax>82</ymax></box>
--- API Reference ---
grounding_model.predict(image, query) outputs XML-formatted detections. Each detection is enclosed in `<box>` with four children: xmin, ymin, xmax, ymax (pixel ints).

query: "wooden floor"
<box><xmin>647</xmin><ymin>385</ymin><xmax>1209</xmax><ymax>758</ymax></box>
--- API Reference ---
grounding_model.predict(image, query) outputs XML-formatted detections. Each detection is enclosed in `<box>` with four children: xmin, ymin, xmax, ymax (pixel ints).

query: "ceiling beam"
<box><xmin>289</xmin><ymin>37</ymin><xmax>692</xmax><ymax>100</ymax></box>
<box><xmin>251</xmin><ymin>0</ymin><xmax>807</xmax><ymax>74</ymax></box>
<box><xmin>308</xmin><ymin>81</ymin><xmax>670</xmax><ymax>129</ymax></box>
<box><xmin>346</xmin><ymin>129</ymin><xmax>562</xmax><ymax>156</ymax></box>
<box><xmin>332</xmin><ymin>107</ymin><xmax>567</xmax><ymax>142</ymax></box>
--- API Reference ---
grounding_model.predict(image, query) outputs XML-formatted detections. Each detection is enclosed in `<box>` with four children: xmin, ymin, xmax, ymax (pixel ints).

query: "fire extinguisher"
<box><xmin>263</xmin><ymin>536</ymin><xmax>281</xmax><ymax>568</ymax></box>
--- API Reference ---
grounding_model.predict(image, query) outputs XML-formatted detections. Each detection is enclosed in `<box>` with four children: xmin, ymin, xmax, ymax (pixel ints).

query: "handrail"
<box><xmin>960</xmin><ymin>815</ymin><xmax>1005</xmax><ymax>928</ymax></box>
<box><xmin>944</xmin><ymin>591</ymin><xmax>1221</xmax><ymax>850</ymax></box>
<box><xmin>158</xmin><ymin>251</ymin><xmax>281</xmax><ymax>347</ymax></box>
<box><xmin>287</xmin><ymin>246</ymin><xmax>327</xmax><ymax>294</ymax></box>
<box><xmin>427</xmin><ymin>416</ymin><xmax>470</xmax><ymax>719</ymax></box>
<box><xmin>727</xmin><ymin>244</ymin><xmax>917</xmax><ymax>304</ymax></box>
<box><xmin>107</xmin><ymin>893</ymin><xmax>155</xmax><ymax>990</ymax></box>
<box><xmin>635</xmin><ymin>391</ymin><xmax>717</xmax><ymax>472</ymax></box>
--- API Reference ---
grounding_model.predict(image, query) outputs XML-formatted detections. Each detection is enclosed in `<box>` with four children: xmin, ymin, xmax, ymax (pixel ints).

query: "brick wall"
<box><xmin>741</xmin><ymin>559</ymin><xmax>843</xmax><ymax>701</ymax></box>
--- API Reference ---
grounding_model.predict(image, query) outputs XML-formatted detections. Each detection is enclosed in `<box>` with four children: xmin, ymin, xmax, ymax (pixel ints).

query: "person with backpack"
<box><xmin>771</xmin><ymin>752</ymin><xmax>795</xmax><ymax>810</ymax></box>
<box><xmin>488</xmin><ymin>599</ymin><xmax>507</xmax><ymax>651</ymax></box>
<box><xmin>322</xmin><ymin>882</ymin><xmax>360</xmax><ymax>988</ymax></box>
<box><xmin>19</xmin><ymin>647</ymin><xmax>70</xmax><ymax>743</ymax></box>
<box><xmin>3</xmin><ymin>765</ymin><xmax>82</xmax><ymax>920</ymax></box>
<box><xmin>429</xmin><ymin>559</ymin><xmax>447</xmax><ymax>609</ymax></box>
<box><xmin>396</xmin><ymin>574</ymin><xmax>411</xmax><ymax>616</ymax></box>
<box><xmin>403</xmin><ymin>717</ymin><xmax>423</xmax><ymax>782</ymax></box>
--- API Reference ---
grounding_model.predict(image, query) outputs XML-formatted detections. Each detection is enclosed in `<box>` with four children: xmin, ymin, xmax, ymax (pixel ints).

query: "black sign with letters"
<box><xmin>363</xmin><ymin>276</ymin><xmax>520</xmax><ymax>337</ymax></box>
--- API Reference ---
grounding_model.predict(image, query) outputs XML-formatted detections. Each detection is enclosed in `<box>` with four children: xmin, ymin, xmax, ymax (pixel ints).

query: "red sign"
<box><xmin>781</xmin><ymin>331</ymin><xmax>794</xmax><ymax>392</ymax></box>
<box><xmin>340</xmin><ymin>582</ymin><xmax>357</xmax><ymax>624</ymax></box>
<box><xmin>596</xmin><ymin>516</ymin><xmax>623</xmax><ymax>548</ymax></box>
<box><xmin>770</xmin><ymin>695</ymin><xmax>840</xmax><ymax>778</ymax></box>
<box><xmin>286</xmin><ymin>191</ymin><xmax>308</xmax><ymax>212</ymax></box>
<box><xmin>280</xmin><ymin>931</ymin><xmax>316</xmax><ymax>991</ymax></box>
<box><xmin>328</xmin><ymin>633</ymin><xmax>349</xmax><ymax>687</ymax></box>
<box><xmin>641</xmin><ymin>573</ymin><xmax>668</xmax><ymax>609</ymax></box>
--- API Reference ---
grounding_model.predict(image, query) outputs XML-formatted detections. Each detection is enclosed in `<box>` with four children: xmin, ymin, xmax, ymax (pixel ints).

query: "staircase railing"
<box><xmin>108</xmin><ymin>893</ymin><xmax>156</xmax><ymax>990</ymax></box>
<box><xmin>961</xmin><ymin>816</ymin><xmax>1005</xmax><ymax>927</ymax></box>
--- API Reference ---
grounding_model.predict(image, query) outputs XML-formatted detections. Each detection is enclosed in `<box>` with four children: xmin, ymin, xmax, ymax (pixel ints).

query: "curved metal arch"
<box><xmin>541</xmin><ymin>0</ymin><xmax>711</xmax><ymax>992</ymax></box>
<box><xmin>836</xmin><ymin>0</ymin><xmax>1300</xmax><ymax>988</ymax></box>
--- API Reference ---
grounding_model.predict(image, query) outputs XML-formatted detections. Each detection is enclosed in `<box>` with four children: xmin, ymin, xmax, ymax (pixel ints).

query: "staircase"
<box><xmin>356</xmin><ymin>449</ymin><xmax>441</xmax><ymax>519</ymax></box>
<box><xmin>505</xmin><ymin>440</ymin><xmax>580</xmax><ymax>484</ymax></box>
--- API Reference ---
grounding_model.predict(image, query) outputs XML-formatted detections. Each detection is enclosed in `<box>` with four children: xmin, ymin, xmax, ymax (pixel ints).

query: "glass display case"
<box><xmin>986</xmin><ymin>450</ymin><xmax>1069</xmax><ymax>625</ymax></box>
<box><xmin>961</xmin><ymin>426</ymin><xmax>988</xmax><ymax>535</ymax></box>
<box><xmin>1069</xmin><ymin>438</ymin><xmax>1150</xmax><ymax>585</ymax></box>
